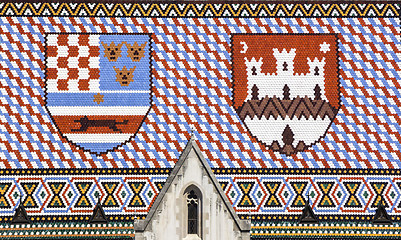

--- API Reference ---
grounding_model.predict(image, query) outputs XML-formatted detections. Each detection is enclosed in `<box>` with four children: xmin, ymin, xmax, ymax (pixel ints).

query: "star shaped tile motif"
<box><xmin>319</xmin><ymin>42</ymin><xmax>331</xmax><ymax>53</ymax></box>
<box><xmin>93</xmin><ymin>93</ymin><xmax>104</xmax><ymax>104</ymax></box>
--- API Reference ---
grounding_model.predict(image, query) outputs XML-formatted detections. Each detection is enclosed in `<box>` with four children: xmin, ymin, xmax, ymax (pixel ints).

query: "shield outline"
<box><xmin>231</xmin><ymin>33</ymin><xmax>341</xmax><ymax>155</ymax></box>
<box><xmin>44</xmin><ymin>32</ymin><xmax>153</xmax><ymax>155</ymax></box>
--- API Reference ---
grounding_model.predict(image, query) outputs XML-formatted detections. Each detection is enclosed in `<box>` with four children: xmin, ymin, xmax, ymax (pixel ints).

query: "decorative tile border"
<box><xmin>0</xmin><ymin>221</ymin><xmax>134</xmax><ymax>239</ymax></box>
<box><xmin>216</xmin><ymin>171</ymin><xmax>401</xmax><ymax>219</ymax></box>
<box><xmin>251</xmin><ymin>221</ymin><xmax>401</xmax><ymax>239</ymax></box>
<box><xmin>0</xmin><ymin>3</ymin><xmax>398</xmax><ymax>17</ymax></box>
<box><xmin>0</xmin><ymin>169</ymin><xmax>400</xmax><ymax>222</ymax></box>
<box><xmin>3</xmin><ymin>220</ymin><xmax>401</xmax><ymax>239</ymax></box>
<box><xmin>0</xmin><ymin>170</ymin><xmax>168</xmax><ymax>222</ymax></box>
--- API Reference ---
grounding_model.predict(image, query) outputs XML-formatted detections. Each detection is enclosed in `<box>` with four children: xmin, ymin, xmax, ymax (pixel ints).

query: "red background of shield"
<box><xmin>232</xmin><ymin>34</ymin><xmax>340</xmax><ymax>109</ymax></box>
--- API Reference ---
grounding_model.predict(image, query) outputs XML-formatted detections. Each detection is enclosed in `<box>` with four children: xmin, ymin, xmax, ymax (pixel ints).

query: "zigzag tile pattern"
<box><xmin>238</xmin><ymin>97</ymin><xmax>337</xmax><ymax>120</ymax></box>
<box><xmin>1</xmin><ymin>171</ymin><xmax>401</xmax><ymax>220</ymax></box>
<box><xmin>0</xmin><ymin>17</ymin><xmax>400</xmax><ymax>168</ymax></box>
<box><xmin>0</xmin><ymin>3</ymin><xmax>398</xmax><ymax>17</ymax></box>
<box><xmin>251</xmin><ymin>221</ymin><xmax>401</xmax><ymax>238</ymax></box>
<box><xmin>216</xmin><ymin>173</ymin><xmax>401</xmax><ymax>218</ymax></box>
<box><xmin>0</xmin><ymin>173</ymin><xmax>168</xmax><ymax>220</ymax></box>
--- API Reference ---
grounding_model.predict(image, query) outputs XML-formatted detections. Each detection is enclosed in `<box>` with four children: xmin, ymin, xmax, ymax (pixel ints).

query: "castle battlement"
<box><xmin>244</xmin><ymin>48</ymin><xmax>326</xmax><ymax>101</ymax></box>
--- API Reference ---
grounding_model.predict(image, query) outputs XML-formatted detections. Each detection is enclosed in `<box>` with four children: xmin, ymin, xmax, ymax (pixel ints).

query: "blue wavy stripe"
<box><xmin>46</xmin><ymin>92</ymin><xmax>151</xmax><ymax>107</ymax></box>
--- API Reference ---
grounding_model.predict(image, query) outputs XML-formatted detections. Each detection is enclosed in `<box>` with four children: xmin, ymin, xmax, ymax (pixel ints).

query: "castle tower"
<box><xmin>272</xmin><ymin>48</ymin><xmax>296</xmax><ymax>76</ymax></box>
<box><xmin>243</xmin><ymin>49</ymin><xmax>327</xmax><ymax>101</ymax></box>
<box><xmin>244</xmin><ymin>57</ymin><xmax>265</xmax><ymax>100</ymax></box>
<box><xmin>307</xmin><ymin>57</ymin><xmax>326</xmax><ymax>77</ymax></box>
<box><xmin>244</xmin><ymin>57</ymin><xmax>263</xmax><ymax>77</ymax></box>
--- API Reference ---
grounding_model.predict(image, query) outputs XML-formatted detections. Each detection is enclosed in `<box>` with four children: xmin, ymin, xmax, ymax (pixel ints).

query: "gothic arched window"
<box><xmin>184</xmin><ymin>186</ymin><xmax>202</xmax><ymax>236</ymax></box>
<box><xmin>187</xmin><ymin>190</ymin><xmax>198</xmax><ymax>234</ymax></box>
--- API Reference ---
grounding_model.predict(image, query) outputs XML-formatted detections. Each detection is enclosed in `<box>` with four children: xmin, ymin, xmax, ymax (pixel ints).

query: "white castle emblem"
<box><xmin>244</xmin><ymin>48</ymin><xmax>326</xmax><ymax>101</ymax></box>
<box><xmin>238</xmin><ymin>48</ymin><xmax>337</xmax><ymax>155</ymax></box>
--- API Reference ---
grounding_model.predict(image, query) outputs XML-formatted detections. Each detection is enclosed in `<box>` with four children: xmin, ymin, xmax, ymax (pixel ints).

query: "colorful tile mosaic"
<box><xmin>1</xmin><ymin>169</ymin><xmax>401</xmax><ymax>222</ymax></box>
<box><xmin>0</xmin><ymin>169</ymin><xmax>168</xmax><ymax>221</ymax></box>
<box><xmin>45</xmin><ymin>33</ymin><xmax>152</xmax><ymax>154</ymax></box>
<box><xmin>0</xmin><ymin>3</ymin><xmax>398</xmax><ymax>17</ymax></box>
<box><xmin>0</xmin><ymin>221</ymin><xmax>135</xmax><ymax>239</ymax></box>
<box><xmin>216</xmin><ymin>169</ymin><xmax>401</xmax><ymax>221</ymax></box>
<box><xmin>0</xmin><ymin>1</ymin><xmax>400</xmax><ymax>231</ymax></box>
<box><xmin>0</xmin><ymin>15</ymin><xmax>399</xmax><ymax>168</ymax></box>
<box><xmin>251</xmin><ymin>221</ymin><xmax>401</xmax><ymax>239</ymax></box>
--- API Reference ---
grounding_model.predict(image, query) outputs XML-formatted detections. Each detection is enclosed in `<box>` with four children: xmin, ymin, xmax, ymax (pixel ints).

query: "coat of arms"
<box><xmin>232</xmin><ymin>34</ymin><xmax>340</xmax><ymax>155</ymax></box>
<box><xmin>45</xmin><ymin>33</ymin><xmax>152</xmax><ymax>154</ymax></box>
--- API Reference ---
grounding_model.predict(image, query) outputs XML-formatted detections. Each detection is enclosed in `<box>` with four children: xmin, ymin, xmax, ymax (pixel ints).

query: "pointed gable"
<box><xmin>135</xmin><ymin>136</ymin><xmax>250</xmax><ymax>240</ymax></box>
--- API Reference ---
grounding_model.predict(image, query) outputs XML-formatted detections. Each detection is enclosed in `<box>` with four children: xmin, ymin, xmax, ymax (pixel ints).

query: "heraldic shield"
<box><xmin>45</xmin><ymin>33</ymin><xmax>152</xmax><ymax>154</ymax></box>
<box><xmin>232</xmin><ymin>34</ymin><xmax>340</xmax><ymax>156</ymax></box>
